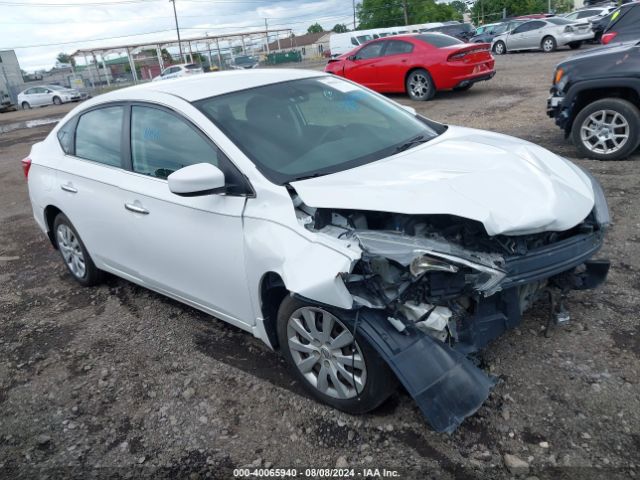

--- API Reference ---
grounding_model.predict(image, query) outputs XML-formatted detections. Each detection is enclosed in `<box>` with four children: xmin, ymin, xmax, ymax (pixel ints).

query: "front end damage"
<box><xmin>291</xmin><ymin>189</ymin><xmax>610</xmax><ymax>433</ymax></box>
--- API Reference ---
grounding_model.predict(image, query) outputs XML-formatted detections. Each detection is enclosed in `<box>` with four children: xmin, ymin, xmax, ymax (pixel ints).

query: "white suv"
<box><xmin>22</xmin><ymin>70</ymin><xmax>610</xmax><ymax>432</ymax></box>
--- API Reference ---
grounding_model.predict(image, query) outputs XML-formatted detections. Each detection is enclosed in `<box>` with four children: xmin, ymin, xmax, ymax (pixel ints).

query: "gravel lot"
<box><xmin>1</xmin><ymin>49</ymin><xmax>639</xmax><ymax>479</ymax></box>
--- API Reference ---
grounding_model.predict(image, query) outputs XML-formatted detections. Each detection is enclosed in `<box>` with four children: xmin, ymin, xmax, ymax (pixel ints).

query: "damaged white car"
<box><xmin>23</xmin><ymin>70</ymin><xmax>610</xmax><ymax>432</ymax></box>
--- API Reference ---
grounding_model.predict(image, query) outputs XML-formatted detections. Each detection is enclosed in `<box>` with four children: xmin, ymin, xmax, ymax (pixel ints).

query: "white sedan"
<box><xmin>152</xmin><ymin>63</ymin><xmax>204</xmax><ymax>81</ymax></box>
<box><xmin>22</xmin><ymin>70</ymin><xmax>610</xmax><ymax>432</ymax></box>
<box><xmin>18</xmin><ymin>85</ymin><xmax>82</xmax><ymax>109</ymax></box>
<box><xmin>492</xmin><ymin>17</ymin><xmax>594</xmax><ymax>54</ymax></box>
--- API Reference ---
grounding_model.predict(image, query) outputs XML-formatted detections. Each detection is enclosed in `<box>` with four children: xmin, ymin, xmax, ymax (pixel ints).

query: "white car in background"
<box><xmin>21</xmin><ymin>70</ymin><xmax>609</xmax><ymax>433</ymax></box>
<box><xmin>18</xmin><ymin>85</ymin><xmax>82</xmax><ymax>109</ymax></box>
<box><xmin>492</xmin><ymin>17</ymin><xmax>594</xmax><ymax>54</ymax></box>
<box><xmin>562</xmin><ymin>5</ymin><xmax>617</xmax><ymax>22</ymax></box>
<box><xmin>153</xmin><ymin>63</ymin><xmax>204</xmax><ymax>81</ymax></box>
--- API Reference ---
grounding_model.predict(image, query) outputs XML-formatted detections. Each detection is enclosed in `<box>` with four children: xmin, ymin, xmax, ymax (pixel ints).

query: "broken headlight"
<box><xmin>410</xmin><ymin>254</ymin><xmax>459</xmax><ymax>276</ymax></box>
<box><xmin>575</xmin><ymin>164</ymin><xmax>610</xmax><ymax>227</ymax></box>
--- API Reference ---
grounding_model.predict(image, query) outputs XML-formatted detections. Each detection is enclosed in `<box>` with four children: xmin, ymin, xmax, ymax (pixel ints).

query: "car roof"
<box><xmin>98</xmin><ymin>69</ymin><xmax>325</xmax><ymax>103</ymax></box>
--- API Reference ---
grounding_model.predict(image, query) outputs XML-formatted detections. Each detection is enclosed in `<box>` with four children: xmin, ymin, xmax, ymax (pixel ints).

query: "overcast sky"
<box><xmin>0</xmin><ymin>0</ymin><xmax>356</xmax><ymax>72</ymax></box>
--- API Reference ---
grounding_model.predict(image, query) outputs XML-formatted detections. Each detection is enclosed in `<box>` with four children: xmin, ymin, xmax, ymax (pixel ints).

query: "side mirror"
<box><xmin>401</xmin><ymin>105</ymin><xmax>417</xmax><ymax>115</ymax></box>
<box><xmin>168</xmin><ymin>163</ymin><xmax>225</xmax><ymax>196</ymax></box>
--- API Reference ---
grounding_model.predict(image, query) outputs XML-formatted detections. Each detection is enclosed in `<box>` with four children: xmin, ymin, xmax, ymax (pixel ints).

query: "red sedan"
<box><xmin>325</xmin><ymin>33</ymin><xmax>495</xmax><ymax>101</ymax></box>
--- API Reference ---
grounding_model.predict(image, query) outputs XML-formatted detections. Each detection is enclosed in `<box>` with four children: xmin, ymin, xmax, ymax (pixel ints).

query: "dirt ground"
<box><xmin>1</xmin><ymin>49</ymin><xmax>639</xmax><ymax>480</ymax></box>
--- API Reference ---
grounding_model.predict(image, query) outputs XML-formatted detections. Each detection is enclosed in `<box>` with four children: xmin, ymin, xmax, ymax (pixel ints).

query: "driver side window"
<box><xmin>130</xmin><ymin>105</ymin><xmax>220</xmax><ymax>179</ymax></box>
<box><xmin>356</xmin><ymin>42</ymin><xmax>384</xmax><ymax>60</ymax></box>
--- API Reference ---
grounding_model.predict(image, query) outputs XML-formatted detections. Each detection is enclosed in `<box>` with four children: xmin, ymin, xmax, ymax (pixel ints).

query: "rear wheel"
<box><xmin>277</xmin><ymin>296</ymin><xmax>397</xmax><ymax>414</ymax></box>
<box><xmin>493</xmin><ymin>41</ymin><xmax>506</xmax><ymax>55</ymax></box>
<box><xmin>571</xmin><ymin>98</ymin><xmax>640</xmax><ymax>161</ymax></box>
<box><xmin>22</xmin><ymin>102</ymin><xmax>31</xmax><ymax>109</ymax></box>
<box><xmin>542</xmin><ymin>36</ymin><xmax>557</xmax><ymax>53</ymax></box>
<box><xmin>53</xmin><ymin>96</ymin><xmax>62</xmax><ymax>105</ymax></box>
<box><xmin>53</xmin><ymin>213</ymin><xmax>103</xmax><ymax>286</ymax></box>
<box><xmin>568</xmin><ymin>41</ymin><xmax>582</xmax><ymax>50</ymax></box>
<box><xmin>405</xmin><ymin>68</ymin><xmax>435</xmax><ymax>101</ymax></box>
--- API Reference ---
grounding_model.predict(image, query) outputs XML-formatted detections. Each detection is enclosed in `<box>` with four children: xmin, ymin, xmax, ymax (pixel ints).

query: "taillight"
<box><xmin>602</xmin><ymin>32</ymin><xmax>617</xmax><ymax>45</ymax></box>
<box><xmin>447</xmin><ymin>47</ymin><xmax>488</xmax><ymax>61</ymax></box>
<box><xmin>21</xmin><ymin>157</ymin><xmax>32</xmax><ymax>179</ymax></box>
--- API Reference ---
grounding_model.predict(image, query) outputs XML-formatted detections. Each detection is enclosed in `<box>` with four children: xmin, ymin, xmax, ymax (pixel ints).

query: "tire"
<box><xmin>53</xmin><ymin>96</ymin><xmax>62</xmax><ymax>105</ymax></box>
<box><xmin>405</xmin><ymin>68</ymin><xmax>435</xmax><ymax>101</ymax></box>
<box><xmin>277</xmin><ymin>296</ymin><xmax>397</xmax><ymax>414</ymax></box>
<box><xmin>453</xmin><ymin>83</ymin><xmax>473</xmax><ymax>92</ymax></box>
<box><xmin>493</xmin><ymin>41</ymin><xmax>506</xmax><ymax>55</ymax></box>
<box><xmin>571</xmin><ymin>98</ymin><xmax>640</xmax><ymax>161</ymax></box>
<box><xmin>53</xmin><ymin>213</ymin><xmax>103</xmax><ymax>286</ymax></box>
<box><xmin>22</xmin><ymin>102</ymin><xmax>31</xmax><ymax>110</ymax></box>
<box><xmin>568</xmin><ymin>41</ymin><xmax>582</xmax><ymax>50</ymax></box>
<box><xmin>542</xmin><ymin>36</ymin><xmax>557</xmax><ymax>53</ymax></box>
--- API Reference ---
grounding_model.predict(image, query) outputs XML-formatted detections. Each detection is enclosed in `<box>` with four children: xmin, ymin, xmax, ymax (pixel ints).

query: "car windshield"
<box><xmin>416</xmin><ymin>33</ymin><xmax>462</xmax><ymax>47</ymax></box>
<box><xmin>546</xmin><ymin>17</ymin><xmax>574</xmax><ymax>25</ymax></box>
<box><xmin>195</xmin><ymin>77</ymin><xmax>439</xmax><ymax>185</ymax></box>
<box><xmin>357</xmin><ymin>35</ymin><xmax>373</xmax><ymax>43</ymax></box>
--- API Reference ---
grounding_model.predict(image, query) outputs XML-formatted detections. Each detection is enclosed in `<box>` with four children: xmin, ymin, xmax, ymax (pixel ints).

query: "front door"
<box><xmin>344</xmin><ymin>41</ymin><xmax>385</xmax><ymax>89</ymax></box>
<box><xmin>116</xmin><ymin>104</ymin><xmax>254</xmax><ymax>327</ymax></box>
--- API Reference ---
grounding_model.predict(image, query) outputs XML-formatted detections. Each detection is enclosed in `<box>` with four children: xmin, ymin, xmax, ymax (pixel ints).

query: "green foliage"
<box><xmin>450</xmin><ymin>1</ymin><xmax>467</xmax><ymax>15</ymax></box>
<box><xmin>357</xmin><ymin>0</ymin><xmax>459</xmax><ymax>29</ymax></box>
<box><xmin>307</xmin><ymin>22</ymin><xmax>325</xmax><ymax>34</ymax></box>
<box><xmin>56</xmin><ymin>52</ymin><xmax>75</xmax><ymax>67</ymax></box>
<box><xmin>470</xmin><ymin>0</ymin><xmax>552</xmax><ymax>24</ymax></box>
<box><xmin>332</xmin><ymin>23</ymin><xmax>349</xmax><ymax>33</ymax></box>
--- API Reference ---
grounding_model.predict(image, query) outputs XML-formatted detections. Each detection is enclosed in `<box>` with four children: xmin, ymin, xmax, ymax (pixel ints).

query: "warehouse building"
<box><xmin>0</xmin><ymin>50</ymin><xmax>25</xmax><ymax>104</ymax></box>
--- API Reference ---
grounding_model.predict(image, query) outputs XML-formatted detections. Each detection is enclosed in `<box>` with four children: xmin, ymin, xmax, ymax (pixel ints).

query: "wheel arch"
<box><xmin>44</xmin><ymin>204</ymin><xmax>63</xmax><ymax>248</ymax></box>
<box><xmin>566</xmin><ymin>84</ymin><xmax>640</xmax><ymax>133</ymax></box>
<box><xmin>258</xmin><ymin>271</ymin><xmax>290</xmax><ymax>350</ymax></box>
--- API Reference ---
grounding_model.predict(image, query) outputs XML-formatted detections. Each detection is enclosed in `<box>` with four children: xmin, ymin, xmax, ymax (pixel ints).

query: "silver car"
<box><xmin>18</xmin><ymin>85</ymin><xmax>82</xmax><ymax>109</ymax></box>
<box><xmin>492</xmin><ymin>17</ymin><xmax>594</xmax><ymax>54</ymax></box>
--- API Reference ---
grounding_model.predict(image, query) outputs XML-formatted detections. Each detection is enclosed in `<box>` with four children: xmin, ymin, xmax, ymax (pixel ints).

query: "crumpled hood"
<box><xmin>290</xmin><ymin>126</ymin><xmax>595</xmax><ymax>236</ymax></box>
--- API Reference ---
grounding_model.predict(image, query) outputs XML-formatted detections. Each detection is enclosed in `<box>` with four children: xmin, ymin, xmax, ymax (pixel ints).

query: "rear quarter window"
<box><xmin>416</xmin><ymin>34</ymin><xmax>463</xmax><ymax>47</ymax></box>
<box><xmin>57</xmin><ymin>119</ymin><xmax>76</xmax><ymax>154</ymax></box>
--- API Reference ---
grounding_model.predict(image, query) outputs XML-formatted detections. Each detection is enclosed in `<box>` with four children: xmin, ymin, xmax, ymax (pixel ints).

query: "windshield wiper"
<box><xmin>288</xmin><ymin>172</ymin><xmax>326</xmax><ymax>182</ymax></box>
<box><xmin>395</xmin><ymin>135</ymin><xmax>429</xmax><ymax>153</ymax></box>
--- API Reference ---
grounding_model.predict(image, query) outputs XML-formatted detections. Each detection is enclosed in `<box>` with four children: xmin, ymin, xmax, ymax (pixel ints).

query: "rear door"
<box><xmin>343</xmin><ymin>41</ymin><xmax>385</xmax><ymax>89</ymax></box>
<box><xmin>374</xmin><ymin>40</ymin><xmax>415</xmax><ymax>91</ymax></box>
<box><xmin>52</xmin><ymin>104</ymin><xmax>132</xmax><ymax>273</ymax></box>
<box><xmin>507</xmin><ymin>21</ymin><xmax>545</xmax><ymax>50</ymax></box>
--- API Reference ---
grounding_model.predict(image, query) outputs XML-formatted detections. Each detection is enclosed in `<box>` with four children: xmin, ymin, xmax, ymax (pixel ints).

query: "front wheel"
<box><xmin>53</xmin><ymin>213</ymin><xmax>103</xmax><ymax>286</ymax></box>
<box><xmin>542</xmin><ymin>36</ymin><xmax>557</xmax><ymax>53</ymax></box>
<box><xmin>571</xmin><ymin>98</ymin><xmax>640</xmax><ymax>161</ymax></box>
<box><xmin>405</xmin><ymin>68</ymin><xmax>435</xmax><ymax>101</ymax></box>
<box><xmin>568</xmin><ymin>41</ymin><xmax>582</xmax><ymax>50</ymax></box>
<box><xmin>493</xmin><ymin>41</ymin><xmax>506</xmax><ymax>55</ymax></box>
<box><xmin>22</xmin><ymin>102</ymin><xmax>31</xmax><ymax>110</ymax></box>
<box><xmin>53</xmin><ymin>96</ymin><xmax>62</xmax><ymax>105</ymax></box>
<box><xmin>277</xmin><ymin>296</ymin><xmax>397</xmax><ymax>414</ymax></box>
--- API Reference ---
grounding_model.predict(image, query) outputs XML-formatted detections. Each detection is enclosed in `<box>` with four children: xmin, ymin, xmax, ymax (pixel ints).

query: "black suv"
<box><xmin>602</xmin><ymin>2</ymin><xmax>640</xmax><ymax>45</ymax></box>
<box><xmin>547</xmin><ymin>41</ymin><xmax>640</xmax><ymax>160</ymax></box>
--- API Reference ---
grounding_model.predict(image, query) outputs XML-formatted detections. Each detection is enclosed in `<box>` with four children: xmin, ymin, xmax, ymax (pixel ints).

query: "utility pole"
<box><xmin>169</xmin><ymin>0</ymin><xmax>184</xmax><ymax>62</ymax></box>
<box><xmin>548</xmin><ymin>0</ymin><xmax>552</xmax><ymax>14</ymax></box>
<box><xmin>402</xmin><ymin>0</ymin><xmax>409</xmax><ymax>26</ymax></box>
<box><xmin>264</xmin><ymin>18</ymin><xmax>270</xmax><ymax>53</ymax></box>
<box><xmin>352</xmin><ymin>0</ymin><xmax>356</xmax><ymax>29</ymax></box>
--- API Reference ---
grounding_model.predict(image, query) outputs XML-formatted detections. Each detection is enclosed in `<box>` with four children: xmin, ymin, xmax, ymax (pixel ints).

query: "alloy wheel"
<box><xmin>494</xmin><ymin>42</ymin><xmax>505</xmax><ymax>55</ymax></box>
<box><xmin>287</xmin><ymin>307</ymin><xmax>366</xmax><ymax>399</ymax></box>
<box><xmin>56</xmin><ymin>224</ymin><xmax>86</xmax><ymax>279</ymax></box>
<box><xmin>580</xmin><ymin>109</ymin><xmax>630</xmax><ymax>156</ymax></box>
<box><xmin>408</xmin><ymin>73</ymin><xmax>430</xmax><ymax>100</ymax></box>
<box><xmin>543</xmin><ymin>39</ymin><xmax>555</xmax><ymax>52</ymax></box>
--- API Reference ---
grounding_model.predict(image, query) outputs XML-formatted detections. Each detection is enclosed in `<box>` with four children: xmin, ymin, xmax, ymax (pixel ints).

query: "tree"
<box><xmin>450</xmin><ymin>0</ymin><xmax>467</xmax><ymax>16</ymax></box>
<box><xmin>470</xmin><ymin>0</ymin><xmax>549</xmax><ymax>24</ymax></box>
<box><xmin>307</xmin><ymin>22</ymin><xmax>324</xmax><ymax>34</ymax></box>
<box><xmin>56</xmin><ymin>52</ymin><xmax>75</xmax><ymax>67</ymax></box>
<box><xmin>332</xmin><ymin>23</ymin><xmax>349</xmax><ymax>33</ymax></box>
<box><xmin>357</xmin><ymin>0</ymin><xmax>457</xmax><ymax>29</ymax></box>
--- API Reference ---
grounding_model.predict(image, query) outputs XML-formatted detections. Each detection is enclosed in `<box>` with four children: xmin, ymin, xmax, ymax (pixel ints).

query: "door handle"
<box><xmin>124</xmin><ymin>203</ymin><xmax>149</xmax><ymax>215</ymax></box>
<box><xmin>60</xmin><ymin>184</ymin><xmax>78</xmax><ymax>193</ymax></box>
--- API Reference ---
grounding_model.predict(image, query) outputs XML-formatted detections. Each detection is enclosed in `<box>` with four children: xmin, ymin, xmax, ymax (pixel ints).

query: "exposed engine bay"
<box><xmin>293</xmin><ymin>192</ymin><xmax>605</xmax><ymax>350</ymax></box>
<box><xmin>290</xmin><ymin>191</ymin><xmax>609</xmax><ymax>432</ymax></box>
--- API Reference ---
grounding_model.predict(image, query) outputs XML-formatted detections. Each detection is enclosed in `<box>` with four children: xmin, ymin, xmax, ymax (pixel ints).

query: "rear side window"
<box><xmin>610</xmin><ymin>5</ymin><xmax>640</xmax><ymax>29</ymax></box>
<box><xmin>384</xmin><ymin>40</ymin><xmax>414</xmax><ymax>55</ymax></box>
<box><xmin>130</xmin><ymin>105</ymin><xmax>219</xmax><ymax>179</ymax></box>
<box><xmin>75</xmin><ymin>106</ymin><xmax>124</xmax><ymax>167</ymax></box>
<box><xmin>416</xmin><ymin>34</ymin><xmax>463</xmax><ymax>47</ymax></box>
